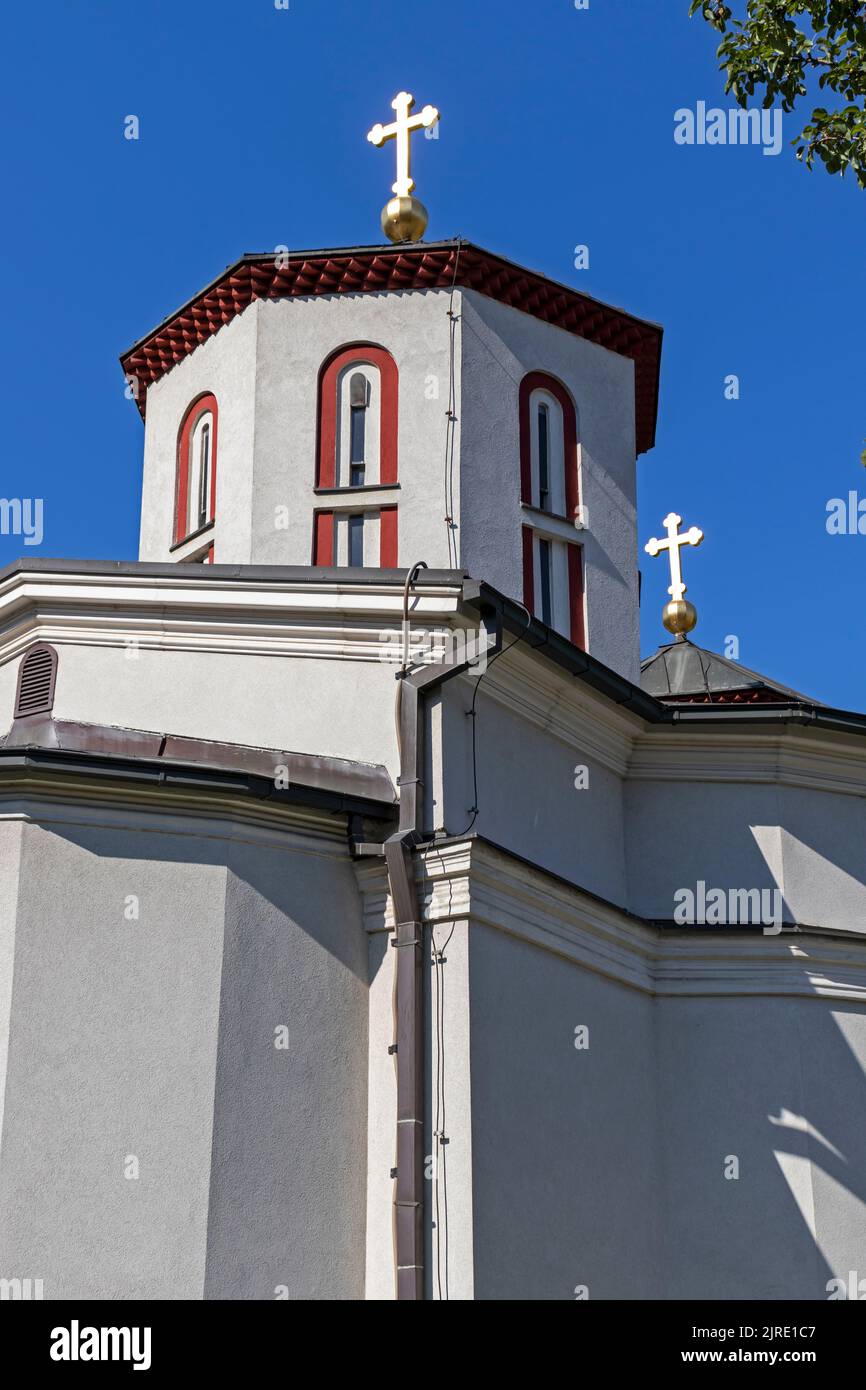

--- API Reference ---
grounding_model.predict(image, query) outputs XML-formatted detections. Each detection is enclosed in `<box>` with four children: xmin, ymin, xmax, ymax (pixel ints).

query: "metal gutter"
<box><xmin>460</xmin><ymin>580</ymin><xmax>662</xmax><ymax>721</ymax></box>
<box><xmin>462</xmin><ymin>582</ymin><xmax>866</xmax><ymax>738</ymax></box>
<box><xmin>377</xmin><ymin>572</ymin><xmax>500</xmax><ymax>1300</ymax></box>
<box><xmin>0</xmin><ymin>556</ymin><xmax>468</xmax><ymax>588</ymax></box>
<box><xmin>0</xmin><ymin>740</ymin><xmax>397</xmax><ymax>822</ymax></box>
<box><xmin>666</xmin><ymin>703</ymin><xmax>866</xmax><ymax>737</ymax></box>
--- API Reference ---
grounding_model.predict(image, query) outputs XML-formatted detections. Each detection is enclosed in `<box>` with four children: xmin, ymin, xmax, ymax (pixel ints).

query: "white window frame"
<box><xmin>334</xmin><ymin>509</ymin><xmax>381</xmax><ymax>566</ymax></box>
<box><xmin>336</xmin><ymin>363</ymin><xmax>381</xmax><ymax>488</ymax></box>
<box><xmin>187</xmin><ymin>410</ymin><xmax>214</xmax><ymax>535</ymax></box>
<box><xmin>529</xmin><ymin>389</ymin><xmax>566</xmax><ymax>516</ymax></box>
<box><xmin>532</xmin><ymin>531</ymin><xmax>570</xmax><ymax>637</ymax></box>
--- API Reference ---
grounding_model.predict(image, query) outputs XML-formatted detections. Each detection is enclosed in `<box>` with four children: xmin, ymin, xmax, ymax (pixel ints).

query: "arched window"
<box><xmin>314</xmin><ymin>345</ymin><xmax>399</xmax><ymax>568</ymax></box>
<box><xmin>519</xmin><ymin>373</ymin><xmax>578</xmax><ymax>520</ymax></box>
<box><xmin>175</xmin><ymin>393</ymin><xmax>218</xmax><ymax>549</ymax></box>
<box><xmin>518</xmin><ymin>372</ymin><xmax>584</xmax><ymax>649</ymax></box>
<box><xmin>316</xmin><ymin>344</ymin><xmax>398</xmax><ymax>488</ymax></box>
<box><xmin>529</xmin><ymin>392</ymin><xmax>568</xmax><ymax>514</ymax></box>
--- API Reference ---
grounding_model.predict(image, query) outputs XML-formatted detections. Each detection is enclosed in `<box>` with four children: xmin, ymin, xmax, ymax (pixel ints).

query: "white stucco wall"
<box><xmin>135</xmin><ymin>280</ymin><xmax>641</xmax><ymax>680</ymax></box>
<box><xmin>4</xmin><ymin>570</ymin><xmax>866</xmax><ymax>1299</ymax></box>
<box><xmin>250</xmin><ymin>292</ymin><xmax>457</xmax><ymax>569</ymax></box>
<box><xmin>48</xmin><ymin>642</ymin><xmax>402</xmax><ymax>781</ymax></box>
<box><xmin>139</xmin><ymin>309</ymin><xmax>258</xmax><ymax>564</ymax></box>
<box><xmin>137</xmin><ymin>290</ymin><xmax>458</xmax><ymax>573</ymax></box>
<box><xmin>426</xmin><ymin>838</ymin><xmax>866</xmax><ymax>1301</ymax></box>
<box><xmin>465</xmin><ymin>915</ymin><xmax>866</xmax><ymax>1300</ymax></box>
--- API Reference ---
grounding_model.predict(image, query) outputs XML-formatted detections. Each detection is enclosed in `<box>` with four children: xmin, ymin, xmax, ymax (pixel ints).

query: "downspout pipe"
<box><xmin>384</xmin><ymin>567</ymin><xmax>500</xmax><ymax>1300</ymax></box>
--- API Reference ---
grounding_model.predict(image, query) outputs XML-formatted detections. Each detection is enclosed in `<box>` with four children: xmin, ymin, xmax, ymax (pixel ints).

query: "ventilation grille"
<box><xmin>14</xmin><ymin>644</ymin><xmax>57</xmax><ymax>718</ymax></box>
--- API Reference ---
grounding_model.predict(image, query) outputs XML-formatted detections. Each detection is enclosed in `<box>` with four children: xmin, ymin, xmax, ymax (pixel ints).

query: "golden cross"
<box><xmin>645</xmin><ymin>512</ymin><xmax>703</xmax><ymax>602</ymax></box>
<box><xmin>367</xmin><ymin>92</ymin><xmax>440</xmax><ymax>198</ymax></box>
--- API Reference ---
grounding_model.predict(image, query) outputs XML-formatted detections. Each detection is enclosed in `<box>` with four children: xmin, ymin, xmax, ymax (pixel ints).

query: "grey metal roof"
<box><xmin>640</xmin><ymin>639</ymin><xmax>821</xmax><ymax>705</ymax></box>
<box><xmin>0</xmin><ymin>716</ymin><xmax>397</xmax><ymax>816</ymax></box>
<box><xmin>0</xmin><ymin>556</ymin><xmax>469</xmax><ymax>586</ymax></box>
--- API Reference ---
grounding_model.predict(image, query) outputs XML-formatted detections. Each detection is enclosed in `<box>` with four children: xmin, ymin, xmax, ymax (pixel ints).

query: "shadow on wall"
<box><xmin>656</xmin><ymin>978</ymin><xmax>866</xmax><ymax>1301</ymax></box>
<box><xmin>0</xmin><ymin>814</ymin><xmax>369</xmax><ymax>1301</ymax></box>
<box><xmin>467</xmin><ymin>922</ymin><xmax>866</xmax><ymax>1299</ymax></box>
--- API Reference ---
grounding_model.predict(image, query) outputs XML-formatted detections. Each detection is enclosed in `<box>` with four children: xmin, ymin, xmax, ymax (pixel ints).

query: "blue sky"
<box><xmin>0</xmin><ymin>0</ymin><xmax>862</xmax><ymax>706</ymax></box>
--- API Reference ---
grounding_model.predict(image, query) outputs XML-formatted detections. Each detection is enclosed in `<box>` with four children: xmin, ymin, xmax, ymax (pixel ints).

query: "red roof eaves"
<box><xmin>120</xmin><ymin>241</ymin><xmax>663</xmax><ymax>454</ymax></box>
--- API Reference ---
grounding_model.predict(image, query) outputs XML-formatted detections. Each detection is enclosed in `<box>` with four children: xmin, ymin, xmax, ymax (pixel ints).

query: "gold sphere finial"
<box><xmin>381</xmin><ymin>195</ymin><xmax>429</xmax><ymax>243</ymax></box>
<box><xmin>662</xmin><ymin>599</ymin><xmax>698</xmax><ymax>638</ymax></box>
<box><xmin>367</xmin><ymin>92</ymin><xmax>440</xmax><ymax>243</ymax></box>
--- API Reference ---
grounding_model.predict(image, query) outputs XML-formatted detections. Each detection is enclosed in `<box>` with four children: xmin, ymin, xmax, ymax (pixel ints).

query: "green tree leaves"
<box><xmin>688</xmin><ymin>0</ymin><xmax>866</xmax><ymax>185</ymax></box>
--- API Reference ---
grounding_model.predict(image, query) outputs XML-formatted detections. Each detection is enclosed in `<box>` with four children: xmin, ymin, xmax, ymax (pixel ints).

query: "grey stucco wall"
<box><xmin>0</xmin><ymin>806</ymin><xmax>369</xmax><ymax>1300</ymax></box>
<box><xmin>625</xmin><ymin>774</ymin><xmax>866</xmax><ymax>931</ymax></box>
<box><xmin>0</xmin><ymin>821</ymin><xmax>22</xmax><ymax>1162</ymax></box>
<box><xmin>459</xmin><ymin>290</ymin><xmax>640</xmax><ymax>682</ymax></box>
<box><xmin>466</xmin><ymin>910</ymin><xmax>866</xmax><ymax>1300</ymax></box>
<box><xmin>203</xmin><ymin>839</ymin><xmax>368</xmax><ymax>1300</ymax></box>
<box><xmin>439</xmin><ymin>674</ymin><xmax>629</xmax><ymax>907</ymax></box>
<box><xmin>656</xmin><ymin>994</ymin><xmax>866</xmax><ymax>1299</ymax></box>
<box><xmin>250</xmin><ymin>291</ymin><xmax>457</xmax><ymax>569</ymax></box>
<box><xmin>135</xmin><ymin>279</ymin><xmax>640</xmax><ymax>681</ymax></box>
<box><xmin>47</xmin><ymin>643</ymin><xmax>402</xmax><ymax>784</ymax></box>
<box><xmin>0</xmin><ymin>816</ymin><xmax>226</xmax><ymax>1298</ymax></box>
<box><xmin>139</xmin><ymin>308</ymin><xmax>258</xmax><ymax>564</ymax></box>
<box><xmin>467</xmin><ymin>921</ymin><xmax>659</xmax><ymax>1300</ymax></box>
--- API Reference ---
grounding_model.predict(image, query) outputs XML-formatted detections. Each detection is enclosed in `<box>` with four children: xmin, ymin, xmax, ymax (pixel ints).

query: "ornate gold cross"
<box><xmin>645</xmin><ymin>512</ymin><xmax>704</xmax><ymax>602</ymax></box>
<box><xmin>367</xmin><ymin>92</ymin><xmax>440</xmax><ymax>198</ymax></box>
<box><xmin>645</xmin><ymin>512</ymin><xmax>704</xmax><ymax>639</ymax></box>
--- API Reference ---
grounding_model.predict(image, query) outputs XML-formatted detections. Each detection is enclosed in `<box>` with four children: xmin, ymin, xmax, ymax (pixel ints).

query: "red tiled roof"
<box><xmin>120</xmin><ymin>241</ymin><xmax>663</xmax><ymax>455</ymax></box>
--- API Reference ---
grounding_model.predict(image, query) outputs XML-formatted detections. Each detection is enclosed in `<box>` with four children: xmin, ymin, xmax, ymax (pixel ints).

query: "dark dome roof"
<box><xmin>640</xmin><ymin>639</ymin><xmax>820</xmax><ymax>707</ymax></box>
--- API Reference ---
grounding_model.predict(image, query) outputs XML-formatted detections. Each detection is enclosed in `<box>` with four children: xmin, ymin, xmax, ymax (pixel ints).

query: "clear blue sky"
<box><xmin>0</xmin><ymin>1</ymin><xmax>862</xmax><ymax>706</ymax></box>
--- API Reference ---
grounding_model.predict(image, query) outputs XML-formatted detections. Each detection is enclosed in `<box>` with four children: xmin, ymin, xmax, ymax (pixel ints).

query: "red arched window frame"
<box><xmin>519</xmin><ymin>373</ymin><xmax>585</xmax><ymax>651</ymax></box>
<box><xmin>316</xmin><ymin>344</ymin><xmax>398</xmax><ymax>488</ymax></box>
<box><xmin>175</xmin><ymin>393</ymin><xmax>219</xmax><ymax>545</ymax></box>
<box><xmin>518</xmin><ymin>372</ymin><xmax>579</xmax><ymax>518</ymax></box>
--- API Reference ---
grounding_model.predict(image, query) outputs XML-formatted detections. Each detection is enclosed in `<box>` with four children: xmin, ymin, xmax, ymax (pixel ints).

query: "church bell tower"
<box><xmin>123</xmin><ymin>97</ymin><xmax>662</xmax><ymax>683</ymax></box>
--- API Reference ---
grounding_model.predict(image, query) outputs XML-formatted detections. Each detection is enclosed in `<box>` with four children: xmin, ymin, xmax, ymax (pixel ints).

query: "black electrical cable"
<box><xmin>443</xmin><ymin>240</ymin><xmax>463</xmax><ymax>568</ymax></box>
<box><xmin>447</xmin><ymin>602</ymin><xmax>534</xmax><ymax>838</ymax></box>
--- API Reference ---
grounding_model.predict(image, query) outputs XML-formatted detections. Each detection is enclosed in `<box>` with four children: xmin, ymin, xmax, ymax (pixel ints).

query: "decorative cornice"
<box><xmin>0</xmin><ymin>566</ymin><xmax>468</xmax><ymax>666</ymax></box>
<box><xmin>469</xmin><ymin>643</ymin><xmax>641</xmax><ymax>777</ymax></box>
<box><xmin>629</xmin><ymin>726</ymin><xmax>866</xmax><ymax>799</ymax></box>
<box><xmin>355</xmin><ymin>837</ymin><xmax>866</xmax><ymax>1003</ymax></box>
<box><xmin>2</xmin><ymin>565</ymin><xmax>865</xmax><ymax>801</ymax></box>
<box><xmin>119</xmin><ymin>241</ymin><xmax>662</xmax><ymax>455</ymax></box>
<box><xmin>0</xmin><ymin>771</ymin><xmax>358</xmax><ymax>854</ymax></box>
